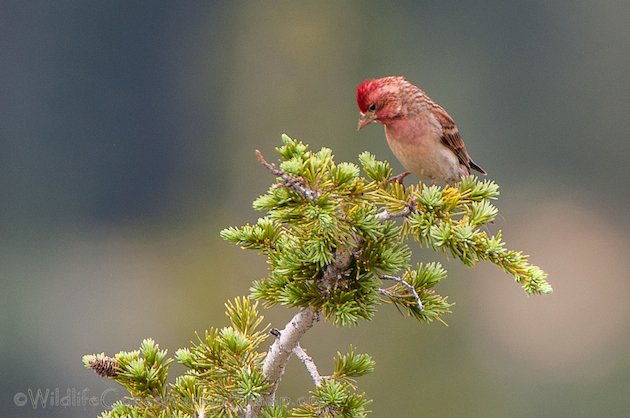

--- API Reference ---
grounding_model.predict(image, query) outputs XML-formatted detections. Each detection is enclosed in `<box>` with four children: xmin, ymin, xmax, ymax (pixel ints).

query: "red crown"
<box><xmin>356</xmin><ymin>79</ymin><xmax>378</xmax><ymax>113</ymax></box>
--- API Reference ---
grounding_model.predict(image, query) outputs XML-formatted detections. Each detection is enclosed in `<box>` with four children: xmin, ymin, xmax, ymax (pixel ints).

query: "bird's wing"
<box><xmin>431</xmin><ymin>103</ymin><xmax>485</xmax><ymax>174</ymax></box>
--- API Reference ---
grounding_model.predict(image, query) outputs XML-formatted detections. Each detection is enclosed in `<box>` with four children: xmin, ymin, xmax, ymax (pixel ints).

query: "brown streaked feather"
<box><xmin>431</xmin><ymin>102</ymin><xmax>486</xmax><ymax>175</ymax></box>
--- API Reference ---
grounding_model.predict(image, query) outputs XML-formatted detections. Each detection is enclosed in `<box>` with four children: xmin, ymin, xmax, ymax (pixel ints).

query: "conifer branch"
<box><xmin>376</xmin><ymin>207</ymin><xmax>412</xmax><ymax>221</ymax></box>
<box><xmin>293</xmin><ymin>343</ymin><xmax>324</xmax><ymax>387</ymax></box>
<box><xmin>256</xmin><ymin>149</ymin><xmax>320</xmax><ymax>201</ymax></box>
<box><xmin>269</xmin><ymin>329</ymin><xmax>324</xmax><ymax>387</ymax></box>
<box><xmin>248</xmin><ymin>306</ymin><xmax>317</xmax><ymax>417</ymax></box>
<box><xmin>376</xmin><ymin>195</ymin><xmax>417</xmax><ymax>221</ymax></box>
<box><xmin>83</xmin><ymin>135</ymin><xmax>551</xmax><ymax>417</ymax></box>
<box><xmin>381</xmin><ymin>274</ymin><xmax>424</xmax><ymax>312</ymax></box>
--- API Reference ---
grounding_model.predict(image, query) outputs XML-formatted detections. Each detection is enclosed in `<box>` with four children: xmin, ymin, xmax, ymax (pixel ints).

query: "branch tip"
<box><xmin>255</xmin><ymin>149</ymin><xmax>319</xmax><ymax>200</ymax></box>
<box><xmin>381</xmin><ymin>274</ymin><xmax>424</xmax><ymax>312</ymax></box>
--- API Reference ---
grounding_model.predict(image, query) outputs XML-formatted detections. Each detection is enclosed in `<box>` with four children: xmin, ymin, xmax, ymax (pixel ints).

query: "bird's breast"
<box><xmin>384</xmin><ymin>115</ymin><xmax>462</xmax><ymax>183</ymax></box>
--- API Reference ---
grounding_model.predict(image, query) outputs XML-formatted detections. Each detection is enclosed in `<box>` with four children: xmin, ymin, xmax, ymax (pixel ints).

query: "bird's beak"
<box><xmin>357</xmin><ymin>113</ymin><xmax>376</xmax><ymax>131</ymax></box>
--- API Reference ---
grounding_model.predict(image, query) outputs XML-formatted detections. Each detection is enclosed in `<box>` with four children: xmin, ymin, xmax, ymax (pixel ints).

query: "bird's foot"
<box><xmin>406</xmin><ymin>196</ymin><xmax>417</xmax><ymax>213</ymax></box>
<box><xmin>387</xmin><ymin>171</ymin><xmax>411</xmax><ymax>184</ymax></box>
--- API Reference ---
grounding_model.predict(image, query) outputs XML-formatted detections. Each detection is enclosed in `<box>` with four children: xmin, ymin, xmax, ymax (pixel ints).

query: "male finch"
<box><xmin>356</xmin><ymin>76</ymin><xmax>486</xmax><ymax>185</ymax></box>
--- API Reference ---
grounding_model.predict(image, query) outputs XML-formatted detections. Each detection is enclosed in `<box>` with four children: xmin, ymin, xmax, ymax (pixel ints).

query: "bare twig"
<box><xmin>256</xmin><ymin>149</ymin><xmax>319</xmax><ymax>200</ymax></box>
<box><xmin>262</xmin><ymin>306</ymin><xmax>317</xmax><ymax>393</ymax></box>
<box><xmin>268</xmin><ymin>328</ymin><xmax>323</xmax><ymax>387</ymax></box>
<box><xmin>375</xmin><ymin>196</ymin><xmax>417</xmax><ymax>221</ymax></box>
<box><xmin>376</xmin><ymin>207</ymin><xmax>411</xmax><ymax>221</ymax></box>
<box><xmin>246</xmin><ymin>306</ymin><xmax>317</xmax><ymax>418</ymax></box>
<box><xmin>381</xmin><ymin>274</ymin><xmax>424</xmax><ymax>312</ymax></box>
<box><xmin>293</xmin><ymin>343</ymin><xmax>323</xmax><ymax>387</ymax></box>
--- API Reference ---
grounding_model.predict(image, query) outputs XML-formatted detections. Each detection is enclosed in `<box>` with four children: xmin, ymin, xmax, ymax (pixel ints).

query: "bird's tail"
<box><xmin>469</xmin><ymin>160</ymin><xmax>487</xmax><ymax>175</ymax></box>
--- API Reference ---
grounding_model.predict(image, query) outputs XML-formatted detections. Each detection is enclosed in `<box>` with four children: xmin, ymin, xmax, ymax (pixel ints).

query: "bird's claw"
<box><xmin>387</xmin><ymin>171</ymin><xmax>411</xmax><ymax>184</ymax></box>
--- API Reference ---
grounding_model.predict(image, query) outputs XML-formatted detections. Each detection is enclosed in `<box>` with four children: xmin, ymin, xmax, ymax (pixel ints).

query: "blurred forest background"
<box><xmin>2</xmin><ymin>1</ymin><xmax>630</xmax><ymax>417</ymax></box>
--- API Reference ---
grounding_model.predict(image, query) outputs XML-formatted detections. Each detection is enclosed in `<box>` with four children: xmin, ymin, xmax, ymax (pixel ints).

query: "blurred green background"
<box><xmin>2</xmin><ymin>1</ymin><xmax>630</xmax><ymax>417</ymax></box>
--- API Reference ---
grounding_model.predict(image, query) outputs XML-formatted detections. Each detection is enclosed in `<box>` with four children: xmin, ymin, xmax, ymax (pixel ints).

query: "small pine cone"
<box><xmin>89</xmin><ymin>355</ymin><xmax>120</xmax><ymax>377</ymax></box>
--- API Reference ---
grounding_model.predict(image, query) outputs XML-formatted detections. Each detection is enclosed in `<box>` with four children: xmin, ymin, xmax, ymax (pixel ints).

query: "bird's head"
<box><xmin>356</xmin><ymin>76</ymin><xmax>406</xmax><ymax>130</ymax></box>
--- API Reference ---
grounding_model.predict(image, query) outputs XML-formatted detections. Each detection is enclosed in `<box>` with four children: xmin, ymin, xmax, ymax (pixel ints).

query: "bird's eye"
<box><xmin>368</xmin><ymin>103</ymin><xmax>377</xmax><ymax>112</ymax></box>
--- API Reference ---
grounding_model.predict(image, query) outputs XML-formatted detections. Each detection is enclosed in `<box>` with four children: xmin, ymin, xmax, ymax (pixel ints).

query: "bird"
<box><xmin>356</xmin><ymin>76</ymin><xmax>486</xmax><ymax>185</ymax></box>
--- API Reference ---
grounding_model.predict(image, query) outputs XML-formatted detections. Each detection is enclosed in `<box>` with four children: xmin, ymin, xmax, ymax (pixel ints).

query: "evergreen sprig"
<box><xmin>290</xmin><ymin>378</ymin><xmax>371</xmax><ymax>418</ymax></box>
<box><xmin>333</xmin><ymin>345</ymin><xmax>376</xmax><ymax>385</ymax></box>
<box><xmin>84</xmin><ymin>297</ymin><xmax>272</xmax><ymax>418</ymax></box>
<box><xmin>85</xmin><ymin>135</ymin><xmax>551</xmax><ymax>417</ymax></box>
<box><xmin>223</xmin><ymin>135</ymin><xmax>550</xmax><ymax>327</ymax></box>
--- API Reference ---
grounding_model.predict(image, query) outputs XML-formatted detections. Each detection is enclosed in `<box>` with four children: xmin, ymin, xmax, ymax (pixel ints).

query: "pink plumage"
<box><xmin>356</xmin><ymin>76</ymin><xmax>486</xmax><ymax>185</ymax></box>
